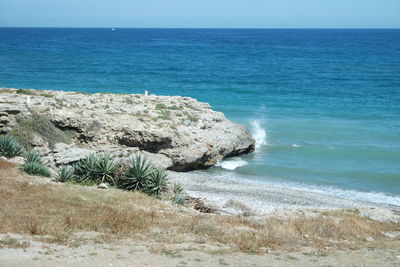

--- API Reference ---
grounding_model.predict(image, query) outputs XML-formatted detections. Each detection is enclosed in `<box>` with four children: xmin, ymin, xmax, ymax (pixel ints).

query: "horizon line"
<box><xmin>1</xmin><ymin>26</ymin><xmax>399</xmax><ymax>30</ymax></box>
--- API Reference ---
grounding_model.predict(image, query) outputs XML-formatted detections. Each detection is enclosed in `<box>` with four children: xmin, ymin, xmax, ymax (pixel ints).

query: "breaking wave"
<box><xmin>216</xmin><ymin>158</ymin><xmax>248</xmax><ymax>170</ymax></box>
<box><xmin>250</xmin><ymin>120</ymin><xmax>267</xmax><ymax>149</ymax></box>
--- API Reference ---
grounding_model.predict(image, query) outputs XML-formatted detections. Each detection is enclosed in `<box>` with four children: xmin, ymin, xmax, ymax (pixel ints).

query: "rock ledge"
<box><xmin>0</xmin><ymin>88</ymin><xmax>255</xmax><ymax>171</ymax></box>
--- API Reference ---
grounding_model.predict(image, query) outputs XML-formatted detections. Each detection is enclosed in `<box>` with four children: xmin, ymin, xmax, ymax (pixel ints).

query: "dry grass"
<box><xmin>0</xmin><ymin>165</ymin><xmax>399</xmax><ymax>253</ymax></box>
<box><xmin>0</xmin><ymin>168</ymin><xmax>165</xmax><ymax>238</ymax></box>
<box><xmin>0</xmin><ymin>236</ymin><xmax>30</xmax><ymax>249</ymax></box>
<box><xmin>0</xmin><ymin>158</ymin><xmax>15</xmax><ymax>170</ymax></box>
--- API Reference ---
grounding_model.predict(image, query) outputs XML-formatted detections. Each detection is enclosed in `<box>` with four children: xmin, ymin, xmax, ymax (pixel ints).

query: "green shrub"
<box><xmin>186</xmin><ymin>114</ymin><xmax>199</xmax><ymax>123</ymax></box>
<box><xmin>172</xmin><ymin>182</ymin><xmax>184</xmax><ymax>195</ymax></box>
<box><xmin>16</xmin><ymin>89</ymin><xmax>36</xmax><ymax>95</ymax></box>
<box><xmin>167</xmin><ymin>105</ymin><xmax>183</xmax><ymax>110</ymax></box>
<box><xmin>9</xmin><ymin>127</ymin><xmax>31</xmax><ymax>151</ymax></box>
<box><xmin>172</xmin><ymin>194</ymin><xmax>186</xmax><ymax>206</ymax></box>
<box><xmin>25</xmin><ymin>151</ymin><xmax>43</xmax><ymax>164</ymax></box>
<box><xmin>56</xmin><ymin>166</ymin><xmax>75</xmax><ymax>182</ymax></box>
<box><xmin>158</xmin><ymin>110</ymin><xmax>171</xmax><ymax>120</ymax></box>
<box><xmin>171</xmin><ymin>183</ymin><xmax>185</xmax><ymax>205</ymax></box>
<box><xmin>11</xmin><ymin>113</ymin><xmax>72</xmax><ymax>150</ymax></box>
<box><xmin>147</xmin><ymin>168</ymin><xmax>168</xmax><ymax>195</ymax></box>
<box><xmin>155</xmin><ymin>103</ymin><xmax>167</xmax><ymax>110</ymax></box>
<box><xmin>124</xmin><ymin>97</ymin><xmax>134</xmax><ymax>104</ymax></box>
<box><xmin>74</xmin><ymin>154</ymin><xmax>100</xmax><ymax>183</ymax></box>
<box><xmin>118</xmin><ymin>154</ymin><xmax>155</xmax><ymax>191</ymax></box>
<box><xmin>40</xmin><ymin>93</ymin><xmax>54</xmax><ymax>98</ymax></box>
<box><xmin>74</xmin><ymin>154</ymin><xmax>119</xmax><ymax>185</ymax></box>
<box><xmin>22</xmin><ymin>151</ymin><xmax>50</xmax><ymax>177</ymax></box>
<box><xmin>0</xmin><ymin>135</ymin><xmax>24</xmax><ymax>158</ymax></box>
<box><xmin>94</xmin><ymin>154</ymin><xmax>118</xmax><ymax>185</ymax></box>
<box><xmin>119</xmin><ymin>155</ymin><xmax>171</xmax><ymax>196</ymax></box>
<box><xmin>22</xmin><ymin>162</ymin><xmax>50</xmax><ymax>177</ymax></box>
<box><xmin>72</xmin><ymin>153</ymin><xmax>169</xmax><ymax>195</ymax></box>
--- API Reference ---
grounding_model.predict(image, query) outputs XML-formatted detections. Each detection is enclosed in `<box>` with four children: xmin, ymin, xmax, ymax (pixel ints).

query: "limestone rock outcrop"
<box><xmin>0</xmin><ymin>88</ymin><xmax>255</xmax><ymax>171</ymax></box>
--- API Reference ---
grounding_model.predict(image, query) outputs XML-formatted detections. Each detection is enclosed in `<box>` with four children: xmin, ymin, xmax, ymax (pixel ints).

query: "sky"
<box><xmin>0</xmin><ymin>0</ymin><xmax>399</xmax><ymax>28</ymax></box>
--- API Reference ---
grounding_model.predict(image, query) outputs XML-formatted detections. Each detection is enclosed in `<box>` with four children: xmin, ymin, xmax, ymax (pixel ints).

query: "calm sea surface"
<box><xmin>1</xmin><ymin>28</ymin><xmax>399</xmax><ymax>205</ymax></box>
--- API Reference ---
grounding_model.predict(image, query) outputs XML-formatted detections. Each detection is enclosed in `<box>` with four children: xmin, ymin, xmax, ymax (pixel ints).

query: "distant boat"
<box><xmin>112</xmin><ymin>28</ymin><xmax>115</xmax><ymax>31</ymax></box>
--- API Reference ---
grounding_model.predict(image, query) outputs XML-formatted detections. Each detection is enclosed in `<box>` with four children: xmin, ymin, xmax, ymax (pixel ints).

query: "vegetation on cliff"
<box><xmin>0</xmin><ymin>87</ymin><xmax>255</xmax><ymax>171</ymax></box>
<box><xmin>1</xmin><ymin>131</ymin><xmax>176</xmax><ymax>198</ymax></box>
<box><xmin>0</xmin><ymin>135</ymin><xmax>23</xmax><ymax>158</ymax></box>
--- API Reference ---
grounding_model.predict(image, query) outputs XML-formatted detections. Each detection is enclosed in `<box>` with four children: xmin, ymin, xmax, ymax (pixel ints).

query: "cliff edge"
<box><xmin>0</xmin><ymin>88</ymin><xmax>255</xmax><ymax>171</ymax></box>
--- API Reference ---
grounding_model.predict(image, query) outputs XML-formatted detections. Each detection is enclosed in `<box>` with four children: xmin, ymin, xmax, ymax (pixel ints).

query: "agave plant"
<box><xmin>25</xmin><ymin>150</ymin><xmax>43</xmax><ymax>164</ymax></box>
<box><xmin>0</xmin><ymin>135</ymin><xmax>23</xmax><ymax>159</ymax></box>
<box><xmin>56</xmin><ymin>165</ymin><xmax>75</xmax><ymax>182</ymax></box>
<box><xmin>119</xmin><ymin>154</ymin><xmax>155</xmax><ymax>191</ymax></box>
<box><xmin>172</xmin><ymin>182</ymin><xmax>184</xmax><ymax>195</ymax></box>
<box><xmin>172</xmin><ymin>194</ymin><xmax>186</xmax><ymax>206</ymax></box>
<box><xmin>147</xmin><ymin>168</ymin><xmax>168</xmax><ymax>195</ymax></box>
<box><xmin>74</xmin><ymin>154</ymin><xmax>99</xmax><ymax>183</ymax></box>
<box><xmin>22</xmin><ymin>162</ymin><xmax>51</xmax><ymax>177</ymax></box>
<box><xmin>94</xmin><ymin>154</ymin><xmax>118</xmax><ymax>184</ymax></box>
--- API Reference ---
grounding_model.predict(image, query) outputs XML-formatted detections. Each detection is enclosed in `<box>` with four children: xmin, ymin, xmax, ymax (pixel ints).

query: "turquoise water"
<box><xmin>0</xmin><ymin>28</ymin><xmax>399</xmax><ymax>205</ymax></box>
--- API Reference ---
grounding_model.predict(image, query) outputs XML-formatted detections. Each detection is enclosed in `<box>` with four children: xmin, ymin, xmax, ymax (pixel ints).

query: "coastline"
<box><xmin>169</xmin><ymin>170</ymin><xmax>400</xmax><ymax>221</ymax></box>
<box><xmin>2</xmin><ymin>27</ymin><xmax>400</xmax><ymax>266</ymax></box>
<box><xmin>1</xmin><ymin>87</ymin><xmax>399</xmax><ymax>221</ymax></box>
<box><xmin>1</xmin><ymin>87</ymin><xmax>400</xmax><ymax>265</ymax></box>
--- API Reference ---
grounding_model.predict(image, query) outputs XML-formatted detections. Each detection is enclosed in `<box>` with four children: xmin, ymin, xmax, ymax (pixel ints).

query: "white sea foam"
<box><xmin>245</xmin><ymin>175</ymin><xmax>400</xmax><ymax>207</ymax></box>
<box><xmin>281</xmin><ymin>182</ymin><xmax>400</xmax><ymax>207</ymax></box>
<box><xmin>216</xmin><ymin>158</ymin><xmax>248</xmax><ymax>170</ymax></box>
<box><xmin>250</xmin><ymin>120</ymin><xmax>267</xmax><ymax>149</ymax></box>
<box><xmin>292</xmin><ymin>144</ymin><xmax>300</xmax><ymax>148</ymax></box>
<box><xmin>317</xmin><ymin>187</ymin><xmax>400</xmax><ymax>207</ymax></box>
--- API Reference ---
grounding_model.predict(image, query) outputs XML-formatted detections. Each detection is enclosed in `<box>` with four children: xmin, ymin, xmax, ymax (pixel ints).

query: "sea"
<box><xmin>0</xmin><ymin>28</ymin><xmax>399</xmax><ymax>206</ymax></box>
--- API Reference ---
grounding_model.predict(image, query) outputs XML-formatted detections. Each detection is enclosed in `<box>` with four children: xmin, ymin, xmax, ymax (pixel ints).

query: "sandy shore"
<box><xmin>168</xmin><ymin>170</ymin><xmax>400</xmax><ymax>221</ymax></box>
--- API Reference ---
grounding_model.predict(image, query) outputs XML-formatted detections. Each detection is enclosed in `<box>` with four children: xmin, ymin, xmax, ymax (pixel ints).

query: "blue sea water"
<box><xmin>1</xmin><ymin>28</ymin><xmax>399</xmax><ymax>206</ymax></box>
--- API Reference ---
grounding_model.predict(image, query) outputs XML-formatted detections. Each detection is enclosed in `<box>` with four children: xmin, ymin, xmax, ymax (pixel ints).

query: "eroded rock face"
<box><xmin>117</xmin><ymin>129</ymin><xmax>173</xmax><ymax>152</ymax></box>
<box><xmin>0</xmin><ymin>88</ymin><xmax>255</xmax><ymax>171</ymax></box>
<box><xmin>52</xmin><ymin>143</ymin><xmax>95</xmax><ymax>165</ymax></box>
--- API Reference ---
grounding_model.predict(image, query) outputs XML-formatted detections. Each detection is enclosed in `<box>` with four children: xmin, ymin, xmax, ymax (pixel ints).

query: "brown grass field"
<box><xmin>0</xmin><ymin>157</ymin><xmax>399</xmax><ymax>255</ymax></box>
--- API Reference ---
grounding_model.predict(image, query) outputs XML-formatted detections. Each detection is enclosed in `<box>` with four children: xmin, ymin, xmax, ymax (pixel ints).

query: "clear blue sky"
<box><xmin>1</xmin><ymin>0</ymin><xmax>399</xmax><ymax>28</ymax></box>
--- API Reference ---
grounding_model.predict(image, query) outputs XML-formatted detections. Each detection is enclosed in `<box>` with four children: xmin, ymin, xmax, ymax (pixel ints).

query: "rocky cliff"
<box><xmin>0</xmin><ymin>88</ymin><xmax>255</xmax><ymax>171</ymax></box>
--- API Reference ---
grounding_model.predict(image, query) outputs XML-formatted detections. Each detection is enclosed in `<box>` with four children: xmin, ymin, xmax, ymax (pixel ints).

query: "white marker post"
<box><xmin>26</xmin><ymin>96</ymin><xmax>31</xmax><ymax>105</ymax></box>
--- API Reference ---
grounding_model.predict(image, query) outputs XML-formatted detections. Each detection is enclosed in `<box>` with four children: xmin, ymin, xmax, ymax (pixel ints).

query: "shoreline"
<box><xmin>1</xmin><ymin>87</ymin><xmax>399</xmax><ymax>221</ymax></box>
<box><xmin>168</xmin><ymin>170</ymin><xmax>400</xmax><ymax>221</ymax></box>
